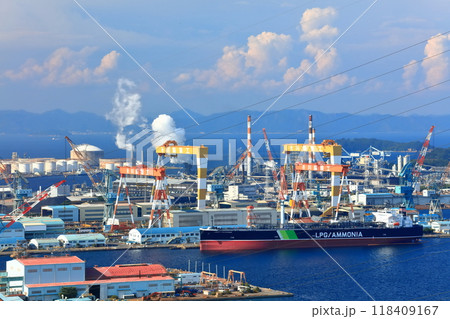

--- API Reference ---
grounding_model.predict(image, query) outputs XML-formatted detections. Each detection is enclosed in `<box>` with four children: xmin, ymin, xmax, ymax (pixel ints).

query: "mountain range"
<box><xmin>0</xmin><ymin>108</ymin><xmax>448</xmax><ymax>144</ymax></box>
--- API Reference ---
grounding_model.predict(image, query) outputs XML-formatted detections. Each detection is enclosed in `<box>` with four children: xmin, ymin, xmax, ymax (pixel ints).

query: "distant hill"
<box><xmin>0</xmin><ymin>109</ymin><xmax>115</xmax><ymax>135</ymax></box>
<box><xmin>0</xmin><ymin>108</ymin><xmax>448</xmax><ymax>143</ymax></box>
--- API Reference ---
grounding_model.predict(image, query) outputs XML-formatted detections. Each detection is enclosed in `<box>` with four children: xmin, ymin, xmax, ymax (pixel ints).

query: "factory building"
<box><xmin>5</xmin><ymin>256</ymin><xmax>174</xmax><ymax>300</ymax></box>
<box><xmin>0</xmin><ymin>221</ymin><xmax>25</xmax><ymax>250</ymax></box>
<box><xmin>57</xmin><ymin>233</ymin><xmax>106</xmax><ymax>248</ymax></box>
<box><xmin>19</xmin><ymin>217</ymin><xmax>65</xmax><ymax>240</ymax></box>
<box><xmin>75</xmin><ymin>203</ymin><xmax>139</xmax><ymax>223</ymax></box>
<box><xmin>28</xmin><ymin>238</ymin><xmax>61</xmax><ymax>250</ymax></box>
<box><xmin>430</xmin><ymin>221</ymin><xmax>450</xmax><ymax>234</ymax></box>
<box><xmin>6</xmin><ymin>256</ymin><xmax>86</xmax><ymax>296</ymax></box>
<box><xmin>128</xmin><ymin>226</ymin><xmax>201</xmax><ymax>244</ymax></box>
<box><xmin>41</xmin><ymin>205</ymin><xmax>79</xmax><ymax>222</ymax></box>
<box><xmin>168</xmin><ymin>207</ymin><xmax>277</xmax><ymax>228</ymax></box>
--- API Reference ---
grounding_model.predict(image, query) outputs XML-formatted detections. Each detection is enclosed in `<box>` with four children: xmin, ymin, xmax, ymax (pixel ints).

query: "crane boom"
<box><xmin>262</xmin><ymin>128</ymin><xmax>278</xmax><ymax>183</ymax></box>
<box><xmin>1</xmin><ymin>179</ymin><xmax>66</xmax><ymax>229</ymax></box>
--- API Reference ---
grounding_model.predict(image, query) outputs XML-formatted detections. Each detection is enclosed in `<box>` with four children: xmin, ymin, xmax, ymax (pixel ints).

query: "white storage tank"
<box><xmin>67</xmin><ymin>160</ymin><xmax>79</xmax><ymax>172</ymax></box>
<box><xmin>105</xmin><ymin>163</ymin><xmax>115</xmax><ymax>171</ymax></box>
<box><xmin>70</xmin><ymin>144</ymin><xmax>104</xmax><ymax>167</ymax></box>
<box><xmin>18</xmin><ymin>162</ymin><xmax>31</xmax><ymax>174</ymax></box>
<box><xmin>56</xmin><ymin>160</ymin><xmax>67</xmax><ymax>172</ymax></box>
<box><xmin>45</xmin><ymin>160</ymin><xmax>56</xmax><ymax>174</ymax></box>
<box><xmin>32</xmin><ymin>162</ymin><xmax>45</xmax><ymax>174</ymax></box>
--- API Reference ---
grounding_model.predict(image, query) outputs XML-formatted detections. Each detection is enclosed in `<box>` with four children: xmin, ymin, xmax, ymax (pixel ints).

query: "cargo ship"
<box><xmin>200</xmin><ymin>209</ymin><xmax>423</xmax><ymax>251</ymax></box>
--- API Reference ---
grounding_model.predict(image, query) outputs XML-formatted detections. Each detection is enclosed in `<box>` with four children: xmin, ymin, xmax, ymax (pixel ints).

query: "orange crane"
<box><xmin>117</xmin><ymin>165</ymin><xmax>169</xmax><ymax>228</ymax></box>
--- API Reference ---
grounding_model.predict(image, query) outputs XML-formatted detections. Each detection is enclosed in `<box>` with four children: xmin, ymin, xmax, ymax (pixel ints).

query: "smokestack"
<box><xmin>247</xmin><ymin>115</ymin><xmax>252</xmax><ymax>179</ymax></box>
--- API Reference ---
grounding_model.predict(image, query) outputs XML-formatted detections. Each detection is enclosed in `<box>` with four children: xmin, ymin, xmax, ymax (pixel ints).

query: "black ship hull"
<box><xmin>199</xmin><ymin>223</ymin><xmax>423</xmax><ymax>251</ymax></box>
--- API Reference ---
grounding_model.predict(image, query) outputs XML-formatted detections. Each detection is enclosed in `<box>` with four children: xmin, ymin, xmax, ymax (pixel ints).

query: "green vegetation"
<box><xmin>59</xmin><ymin>287</ymin><xmax>78</xmax><ymax>299</ymax></box>
<box><xmin>424</xmin><ymin>148</ymin><xmax>450</xmax><ymax>167</ymax></box>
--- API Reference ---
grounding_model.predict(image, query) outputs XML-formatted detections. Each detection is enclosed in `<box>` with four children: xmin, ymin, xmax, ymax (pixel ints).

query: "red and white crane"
<box><xmin>1</xmin><ymin>179</ymin><xmax>66</xmax><ymax>230</ymax></box>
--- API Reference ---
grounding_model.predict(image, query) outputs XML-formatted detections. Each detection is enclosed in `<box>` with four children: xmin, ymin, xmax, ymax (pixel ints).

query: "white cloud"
<box><xmin>402</xmin><ymin>59</ymin><xmax>418</xmax><ymax>90</ymax></box>
<box><xmin>401</xmin><ymin>34</ymin><xmax>450</xmax><ymax>90</ymax></box>
<box><xmin>2</xmin><ymin>47</ymin><xmax>120</xmax><ymax>85</ymax></box>
<box><xmin>421</xmin><ymin>34</ymin><xmax>450</xmax><ymax>87</ymax></box>
<box><xmin>175</xmin><ymin>32</ymin><xmax>291</xmax><ymax>89</ymax></box>
<box><xmin>281</xmin><ymin>7</ymin><xmax>344</xmax><ymax>90</ymax></box>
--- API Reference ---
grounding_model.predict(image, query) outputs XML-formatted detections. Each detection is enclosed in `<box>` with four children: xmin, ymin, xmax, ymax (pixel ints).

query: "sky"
<box><xmin>1</xmin><ymin>0</ymin><xmax>449</xmax><ymax>123</ymax></box>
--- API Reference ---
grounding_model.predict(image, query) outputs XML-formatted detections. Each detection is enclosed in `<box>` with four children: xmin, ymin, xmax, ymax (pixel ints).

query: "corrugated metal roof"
<box><xmin>0</xmin><ymin>221</ymin><xmax>24</xmax><ymax>229</ymax></box>
<box><xmin>86</xmin><ymin>264</ymin><xmax>167</xmax><ymax>280</ymax></box>
<box><xmin>17</xmin><ymin>256</ymin><xmax>84</xmax><ymax>266</ymax></box>
<box><xmin>57</xmin><ymin>233</ymin><xmax>105</xmax><ymax>241</ymax></box>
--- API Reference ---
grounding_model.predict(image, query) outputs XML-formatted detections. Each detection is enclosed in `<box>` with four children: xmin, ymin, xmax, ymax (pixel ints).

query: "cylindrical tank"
<box><xmin>56</xmin><ymin>160</ymin><xmax>67</xmax><ymax>172</ymax></box>
<box><xmin>70</xmin><ymin>144</ymin><xmax>104</xmax><ymax>167</ymax></box>
<box><xmin>397</xmin><ymin>155</ymin><xmax>403</xmax><ymax>173</ymax></box>
<box><xmin>45</xmin><ymin>161</ymin><xmax>56</xmax><ymax>174</ymax></box>
<box><xmin>403</xmin><ymin>155</ymin><xmax>410</xmax><ymax>167</ymax></box>
<box><xmin>32</xmin><ymin>162</ymin><xmax>45</xmax><ymax>174</ymax></box>
<box><xmin>67</xmin><ymin>160</ymin><xmax>79</xmax><ymax>172</ymax></box>
<box><xmin>18</xmin><ymin>162</ymin><xmax>31</xmax><ymax>174</ymax></box>
<box><xmin>105</xmin><ymin>163</ymin><xmax>115</xmax><ymax>171</ymax></box>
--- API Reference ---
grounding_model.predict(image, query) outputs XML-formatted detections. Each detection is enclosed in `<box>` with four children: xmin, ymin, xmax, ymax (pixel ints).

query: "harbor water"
<box><xmin>2</xmin><ymin>237</ymin><xmax>450</xmax><ymax>301</ymax></box>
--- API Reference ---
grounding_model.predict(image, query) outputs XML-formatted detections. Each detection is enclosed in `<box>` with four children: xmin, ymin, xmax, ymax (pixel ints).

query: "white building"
<box><xmin>6</xmin><ymin>256</ymin><xmax>85</xmax><ymax>296</ymax></box>
<box><xmin>57</xmin><ymin>233</ymin><xmax>106</xmax><ymax>248</ymax></box>
<box><xmin>5</xmin><ymin>256</ymin><xmax>175</xmax><ymax>300</ymax></box>
<box><xmin>430</xmin><ymin>221</ymin><xmax>450</xmax><ymax>234</ymax></box>
<box><xmin>128</xmin><ymin>226</ymin><xmax>201</xmax><ymax>244</ymax></box>
<box><xmin>28</xmin><ymin>238</ymin><xmax>61</xmax><ymax>250</ymax></box>
<box><xmin>41</xmin><ymin>205</ymin><xmax>79</xmax><ymax>222</ymax></box>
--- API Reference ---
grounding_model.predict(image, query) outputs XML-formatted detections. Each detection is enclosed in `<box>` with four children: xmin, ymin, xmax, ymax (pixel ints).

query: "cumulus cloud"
<box><xmin>402</xmin><ymin>59</ymin><xmax>419</xmax><ymax>89</ymax></box>
<box><xmin>421</xmin><ymin>34</ymin><xmax>450</xmax><ymax>86</ymax></box>
<box><xmin>284</xmin><ymin>7</ymin><xmax>343</xmax><ymax>86</ymax></box>
<box><xmin>401</xmin><ymin>34</ymin><xmax>450</xmax><ymax>89</ymax></box>
<box><xmin>175</xmin><ymin>31</ymin><xmax>291</xmax><ymax>89</ymax></box>
<box><xmin>2</xmin><ymin>47</ymin><xmax>119</xmax><ymax>85</ymax></box>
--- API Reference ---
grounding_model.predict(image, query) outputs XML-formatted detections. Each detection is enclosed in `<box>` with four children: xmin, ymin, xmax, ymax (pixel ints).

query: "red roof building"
<box><xmin>85</xmin><ymin>263</ymin><xmax>168</xmax><ymax>280</ymax></box>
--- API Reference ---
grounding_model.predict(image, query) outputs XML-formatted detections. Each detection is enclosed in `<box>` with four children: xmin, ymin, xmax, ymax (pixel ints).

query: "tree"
<box><xmin>59</xmin><ymin>287</ymin><xmax>78</xmax><ymax>299</ymax></box>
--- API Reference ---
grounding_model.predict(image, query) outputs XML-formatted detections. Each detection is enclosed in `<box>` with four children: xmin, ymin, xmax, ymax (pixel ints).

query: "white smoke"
<box><xmin>106</xmin><ymin>78</ymin><xmax>145</xmax><ymax>150</ymax></box>
<box><xmin>150</xmin><ymin>114</ymin><xmax>187</xmax><ymax>163</ymax></box>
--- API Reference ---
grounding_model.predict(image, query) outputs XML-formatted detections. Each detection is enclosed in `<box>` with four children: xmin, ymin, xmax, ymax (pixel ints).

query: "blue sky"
<box><xmin>1</xmin><ymin>0</ymin><xmax>449</xmax><ymax>122</ymax></box>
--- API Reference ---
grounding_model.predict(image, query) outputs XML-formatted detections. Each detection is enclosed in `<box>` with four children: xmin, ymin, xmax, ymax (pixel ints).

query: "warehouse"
<box><xmin>19</xmin><ymin>217</ymin><xmax>65</xmax><ymax>239</ymax></box>
<box><xmin>6</xmin><ymin>256</ymin><xmax>86</xmax><ymax>296</ymax></box>
<box><xmin>5</xmin><ymin>256</ymin><xmax>175</xmax><ymax>300</ymax></box>
<box><xmin>128</xmin><ymin>226</ymin><xmax>201</xmax><ymax>244</ymax></box>
<box><xmin>28</xmin><ymin>238</ymin><xmax>61</xmax><ymax>250</ymax></box>
<box><xmin>0</xmin><ymin>221</ymin><xmax>25</xmax><ymax>250</ymax></box>
<box><xmin>41</xmin><ymin>205</ymin><xmax>79</xmax><ymax>222</ymax></box>
<box><xmin>57</xmin><ymin>233</ymin><xmax>106</xmax><ymax>248</ymax></box>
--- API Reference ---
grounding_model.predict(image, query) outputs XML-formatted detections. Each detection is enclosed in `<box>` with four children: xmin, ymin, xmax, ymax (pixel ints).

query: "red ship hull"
<box><xmin>200</xmin><ymin>237</ymin><xmax>421</xmax><ymax>251</ymax></box>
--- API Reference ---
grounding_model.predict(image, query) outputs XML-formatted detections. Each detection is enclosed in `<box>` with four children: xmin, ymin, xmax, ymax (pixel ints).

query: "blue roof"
<box><xmin>43</xmin><ymin>205</ymin><xmax>78</xmax><ymax>210</ymax></box>
<box><xmin>1</xmin><ymin>221</ymin><xmax>24</xmax><ymax>230</ymax></box>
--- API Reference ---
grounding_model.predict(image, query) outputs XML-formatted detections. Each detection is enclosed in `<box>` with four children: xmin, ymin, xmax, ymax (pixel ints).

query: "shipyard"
<box><xmin>1</xmin><ymin>2</ymin><xmax>450</xmax><ymax>316</ymax></box>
